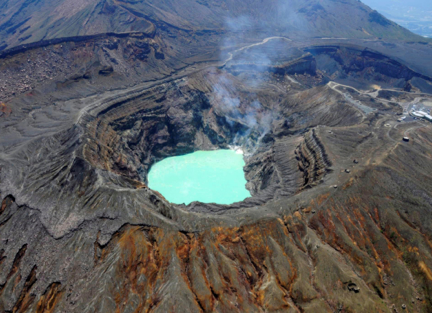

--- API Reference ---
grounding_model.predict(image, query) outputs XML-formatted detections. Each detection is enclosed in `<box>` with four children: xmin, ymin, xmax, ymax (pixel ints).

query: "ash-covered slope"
<box><xmin>0</xmin><ymin>0</ymin><xmax>423</xmax><ymax>51</ymax></box>
<box><xmin>1</xmin><ymin>1</ymin><xmax>432</xmax><ymax>313</ymax></box>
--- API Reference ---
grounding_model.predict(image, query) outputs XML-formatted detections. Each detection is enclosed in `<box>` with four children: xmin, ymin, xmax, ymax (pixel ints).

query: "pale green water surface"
<box><xmin>148</xmin><ymin>150</ymin><xmax>251</xmax><ymax>205</ymax></box>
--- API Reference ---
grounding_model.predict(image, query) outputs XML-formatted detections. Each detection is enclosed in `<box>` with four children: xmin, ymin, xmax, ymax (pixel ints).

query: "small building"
<box><xmin>403</xmin><ymin>137</ymin><xmax>410</xmax><ymax>142</ymax></box>
<box><xmin>424</xmin><ymin>114</ymin><xmax>432</xmax><ymax>122</ymax></box>
<box><xmin>411</xmin><ymin>111</ymin><xmax>425</xmax><ymax>118</ymax></box>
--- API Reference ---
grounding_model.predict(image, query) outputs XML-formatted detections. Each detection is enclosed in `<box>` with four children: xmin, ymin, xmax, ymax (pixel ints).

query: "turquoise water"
<box><xmin>148</xmin><ymin>150</ymin><xmax>251</xmax><ymax>205</ymax></box>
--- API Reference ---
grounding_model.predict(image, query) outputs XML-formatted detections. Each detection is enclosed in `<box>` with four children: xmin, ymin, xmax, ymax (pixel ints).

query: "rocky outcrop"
<box><xmin>307</xmin><ymin>45</ymin><xmax>432</xmax><ymax>84</ymax></box>
<box><xmin>0</xmin><ymin>31</ymin><xmax>155</xmax><ymax>59</ymax></box>
<box><xmin>296</xmin><ymin>129</ymin><xmax>332</xmax><ymax>189</ymax></box>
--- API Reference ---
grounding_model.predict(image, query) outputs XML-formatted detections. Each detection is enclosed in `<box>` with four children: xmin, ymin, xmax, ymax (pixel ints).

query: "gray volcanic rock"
<box><xmin>1</xmin><ymin>1</ymin><xmax>432</xmax><ymax>313</ymax></box>
<box><xmin>0</xmin><ymin>0</ymin><xmax>425</xmax><ymax>51</ymax></box>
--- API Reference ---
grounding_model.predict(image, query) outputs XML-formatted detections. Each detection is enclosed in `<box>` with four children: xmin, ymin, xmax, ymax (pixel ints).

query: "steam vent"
<box><xmin>1</xmin><ymin>0</ymin><xmax>432</xmax><ymax>312</ymax></box>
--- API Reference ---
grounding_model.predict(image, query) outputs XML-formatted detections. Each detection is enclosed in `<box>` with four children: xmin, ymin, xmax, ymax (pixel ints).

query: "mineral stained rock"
<box><xmin>1</xmin><ymin>0</ymin><xmax>432</xmax><ymax>312</ymax></box>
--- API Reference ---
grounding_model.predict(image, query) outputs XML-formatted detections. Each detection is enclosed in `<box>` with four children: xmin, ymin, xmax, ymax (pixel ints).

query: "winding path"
<box><xmin>221</xmin><ymin>36</ymin><xmax>292</xmax><ymax>67</ymax></box>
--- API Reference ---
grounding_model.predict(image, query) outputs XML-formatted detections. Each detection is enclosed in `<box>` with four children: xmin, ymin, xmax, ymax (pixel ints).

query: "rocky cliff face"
<box><xmin>1</xmin><ymin>1</ymin><xmax>432</xmax><ymax>312</ymax></box>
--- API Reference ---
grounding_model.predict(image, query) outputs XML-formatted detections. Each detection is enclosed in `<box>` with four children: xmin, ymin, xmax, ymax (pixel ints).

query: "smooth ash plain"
<box><xmin>148</xmin><ymin>150</ymin><xmax>251</xmax><ymax>205</ymax></box>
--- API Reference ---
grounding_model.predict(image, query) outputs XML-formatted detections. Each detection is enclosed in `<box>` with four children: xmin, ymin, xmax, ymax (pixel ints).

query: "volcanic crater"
<box><xmin>1</xmin><ymin>5</ymin><xmax>432</xmax><ymax>311</ymax></box>
<box><xmin>77</xmin><ymin>41</ymin><xmax>425</xmax><ymax>213</ymax></box>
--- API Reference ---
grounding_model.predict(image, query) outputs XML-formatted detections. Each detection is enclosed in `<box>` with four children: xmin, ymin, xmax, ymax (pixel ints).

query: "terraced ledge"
<box><xmin>296</xmin><ymin>129</ymin><xmax>333</xmax><ymax>189</ymax></box>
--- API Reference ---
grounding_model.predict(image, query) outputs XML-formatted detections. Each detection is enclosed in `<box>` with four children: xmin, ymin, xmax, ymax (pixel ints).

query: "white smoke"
<box><xmin>208</xmin><ymin>1</ymin><xmax>311</xmax><ymax>155</ymax></box>
<box><xmin>210</xmin><ymin>73</ymin><xmax>274</xmax><ymax>156</ymax></box>
<box><xmin>210</xmin><ymin>11</ymin><xmax>296</xmax><ymax>156</ymax></box>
